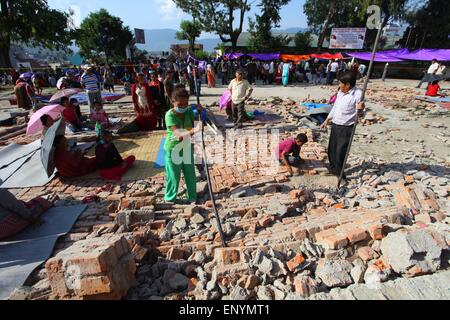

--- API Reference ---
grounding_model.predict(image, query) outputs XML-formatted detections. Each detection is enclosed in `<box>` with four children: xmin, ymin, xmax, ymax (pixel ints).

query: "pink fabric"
<box><xmin>99</xmin><ymin>156</ymin><xmax>135</xmax><ymax>181</ymax></box>
<box><xmin>26</xmin><ymin>104</ymin><xmax>64</xmax><ymax>135</ymax></box>
<box><xmin>219</xmin><ymin>90</ymin><xmax>232</xmax><ymax>111</ymax></box>
<box><xmin>276</xmin><ymin>138</ymin><xmax>296</xmax><ymax>159</ymax></box>
<box><xmin>91</xmin><ymin>110</ymin><xmax>109</xmax><ymax>127</ymax></box>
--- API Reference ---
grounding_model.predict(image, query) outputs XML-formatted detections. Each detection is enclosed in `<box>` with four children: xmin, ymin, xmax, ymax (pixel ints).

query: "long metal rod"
<box><xmin>337</xmin><ymin>23</ymin><xmax>383</xmax><ymax>188</ymax></box>
<box><xmin>192</xmin><ymin>62</ymin><xmax>227</xmax><ymax>247</ymax></box>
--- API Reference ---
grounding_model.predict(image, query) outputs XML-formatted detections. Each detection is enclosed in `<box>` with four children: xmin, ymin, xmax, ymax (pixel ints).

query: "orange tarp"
<box><xmin>280</xmin><ymin>54</ymin><xmax>311</xmax><ymax>62</ymax></box>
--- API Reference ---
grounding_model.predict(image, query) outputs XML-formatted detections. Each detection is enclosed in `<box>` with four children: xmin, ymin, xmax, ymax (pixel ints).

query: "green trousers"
<box><xmin>164</xmin><ymin>145</ymin><xmax>197</xmax><ymax>202</ymax></box>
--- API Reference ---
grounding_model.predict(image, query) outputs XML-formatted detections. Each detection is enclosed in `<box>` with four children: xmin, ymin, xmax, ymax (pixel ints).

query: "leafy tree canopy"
<box><xmin>0</xmin><ymin>0</ymin><xmax>73</xmax><ymax>67</ymax></box>
<box><xmin>75</xmin><ymin>8</ymin><xmax>133</xmax><ymax>63</ymax></box>
<box><xmin>176</xmin><ymin>20</ymin><xmax>202</xmax><ymax>54</ymax></box>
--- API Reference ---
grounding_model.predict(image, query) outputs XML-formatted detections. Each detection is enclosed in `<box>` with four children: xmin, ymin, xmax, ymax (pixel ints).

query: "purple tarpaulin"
<box><xmin>224</xmin><ymin>53</ymin><xmax>245</xmax><ymax>60</ymax></box>
<box><xmin>347</xmin><ymin>49</ymin><xmax>450</xmax><ymax>62</ymax></box>
<box><xmin>224</xmin><ymin>53</ymin><xmax>280</xmax><ymax>61</ymax></box>
<box><xmin>345</xmin><ymin>52</ymin><xmax>404</xmax><ymax>62</ymax></box>
<box><xmin>248</xmin><ymin>53</ymin><xmax>280</xmax><ymax>61</ymax></box>
<box><xmin>395</xmin><ymin>49</ymin><xmax>450</xmax><ymax>61</ymax></box>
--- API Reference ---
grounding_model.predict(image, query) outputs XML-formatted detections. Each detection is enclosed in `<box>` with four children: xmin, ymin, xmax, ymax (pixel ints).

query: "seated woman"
<box><xmin>95</xmin><ymin>130</ymin><xmax>135</xmax><ymax>181</ymax></box>
<box><xmin>61</xmin><ymin>96</ymin><xmax>83</xmax><ymax>132</ymax></box>
<box><xmin>0</xmin><ymin>189</ymin><xmax>52</xmax><ymax>240</ymax></box>
<box><xmin>117</xmin><ymin>73</ymin><xmax>157</xmax><ymax>134</ymax></box>
<box><xmin>53</xmin><ymin>135</ymin><xmax>97</xmax><ymax>178</ymax></box>
<box><xmin>425</xmin><ymin>80</ymin><xmax>441</xmax><ymax>97</ymax></box>
<box><xmin>70</xmin><ymin>98</ymin><xmax>87</xmax><ymax>121</ymax></box>
<box><xmin>91</xmin><ymin>101</ymin><xmax>110</xmax><ymax>128</ymax></box>
<box><xmin>40</xmin><ymin>114</ymin><xmax>54</xmax><ymax>139</ymax></box>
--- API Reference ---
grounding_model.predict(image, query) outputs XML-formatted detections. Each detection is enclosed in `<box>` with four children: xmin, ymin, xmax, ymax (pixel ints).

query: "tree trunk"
<box><xmin>231</xmin><ymin>36</ymin><xmax>238</xmax><ymax>52</ymax></box>
<box><xmin>317</xmin><ymin>0</ymin><xmax>336</xmax><ymax>52</ymax></box>
<box><xmin>0</xmin><ymin>40</ymin><xmax>12</xmax><ymax>69</ymax></box>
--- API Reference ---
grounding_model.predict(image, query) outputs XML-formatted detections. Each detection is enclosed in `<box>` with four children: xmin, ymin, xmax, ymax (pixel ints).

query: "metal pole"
<box><xmin>382</xmin><ymin>62</ymin><xmax>389</xmax><ymax>81</ymax></box>
<box><xmin>192</xmin><ymin>55</ymin><xmax>227</xmax><ymax>247</ymax></box>
<box><xmin>337</xmin><ymin>22</ymin><xmax>383</xmax><ymax>188</ymax></box>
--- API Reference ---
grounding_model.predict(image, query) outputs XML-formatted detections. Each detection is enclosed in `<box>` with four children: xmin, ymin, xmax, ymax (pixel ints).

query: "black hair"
<box><xmin>172</xmin><ymin>85</ymin><xmax>190</xmax><ymax>101</ymax></box>
<box><xmin>431</xmin><ymin>80</ymin><xmax>439</xmax><ymax>85</ymax></box>
<box><xmin>70</xmin><ymin>98</ymin><xmax>78</xmax><ymax>103</ymax></box>
<box><xmin>40</xmin><ymin>114</ymin><xmax>51</xmax><ymax>126</ymax></box>
<box><xmin>60</xmin><ymin>96</ymin><xmax>69</xmax><ymax>105</ymax></box>
<box><xmin>53</xmin><ymin>135</ymin><xmax>65</xmax><ymax>148</ymax></box>
<box><xmin>94</xmin><ymin>100</ymin><xmax>101</xmax><ymax>105</ymax></box>
<box><xmin>339</xmin><ymin>71</ymin><xmax>357</xmax><ymax>88</ymax></box>
<box><xmin>296</xmin><ymin>133</ymin><xmax>308</xmax><ymax>144</ymax></box>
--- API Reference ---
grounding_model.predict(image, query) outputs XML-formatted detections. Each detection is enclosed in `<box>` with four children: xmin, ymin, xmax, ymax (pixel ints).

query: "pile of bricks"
<box><xmin>45</xmin><ymin>235</ymin><xmax>136</xmax><ymax>300</ymax></box>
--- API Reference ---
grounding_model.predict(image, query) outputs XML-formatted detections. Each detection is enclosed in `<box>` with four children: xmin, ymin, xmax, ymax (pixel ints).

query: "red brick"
<box><xmin>291</xmin><ymin>227</ymin><xmax>308</xmax><ymax>241</ymax></box>
<box><xmin>368</xmin><ymin>224</ymin><xmax>384</xmax><ymax>240</ymax></box>
<box><xmin>357</xmin><ymin>246</ymin><xmax>379</xmax><ymax>262</ymax></box>
<box><xmin>120</xmin><ymin>196</ymin><xmax>156</xmax><ymax>210</ymax></box>
<box><xmin>258</xmin><ymin>216</ymin><xmax>273</xmax><ymax>228</ymax></box>
<box><xmin>214</xmin><ymin>248</ymin><xmax>243</xmax><ymax>265</ymax></box>
<box><xmin>75</xmin><ymin>276</ymin><xmax>113</xmax><ymax>296</ymax></box>
<box><xmin>132</xmin><ymin>244</ymin><xmax>148</xmax><ymax>262</ymax></box>
<box><xmin>286</xmin><ymin>254</ymin><xmax>305</xmax><ymax>272</ymax></box>
<box><xmin>166</xmin><ymin>247</ymin><xmax>186</xmax><ymax>260</ymax></box>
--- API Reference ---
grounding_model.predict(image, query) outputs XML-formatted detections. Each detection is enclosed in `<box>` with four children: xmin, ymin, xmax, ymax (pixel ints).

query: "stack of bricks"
<box><xmin>203</xmin><ymin>128</ymin><xmax>329</xmax><ymax>193</ymax></box>
<box><xmin>45</xmin><ymin>234</ymin><xmax>136</xmax><ymax>300</ymax></box>
<box><xmin>242</xmin><ymin>206</ymin><xmax>403</xmax><ymax>248</ymax></box>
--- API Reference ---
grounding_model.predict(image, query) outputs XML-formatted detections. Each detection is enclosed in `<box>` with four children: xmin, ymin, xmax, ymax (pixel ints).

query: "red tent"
<box><xmin>310</xmin><ymin>53</ymin><xmax>344</xmax><ymax>60</ymax></box>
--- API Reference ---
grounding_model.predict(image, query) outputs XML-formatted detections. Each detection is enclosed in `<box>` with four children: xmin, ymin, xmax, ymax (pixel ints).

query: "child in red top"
<box><xmin>425</xmin><ymin>81</ymin><xmax>440</xmax><ymax>97</ymax></box>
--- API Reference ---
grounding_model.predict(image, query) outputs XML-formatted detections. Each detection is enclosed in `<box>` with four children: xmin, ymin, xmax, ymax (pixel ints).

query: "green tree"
<box><xmin>176</xmin><ymin>20</ymin><xmax>202</xmax><ymax>54</ymax></box>
<box><xmin>194</xmin><ymin>50</ymin><xmax>211</xmax><ymax>60</ymax></box>
<box><xmin>247</xmin><ymin>0</ymin><xmax>291</xmax><ymax>52</ymax></box>
<box><xmin>398</xmin><ymin>0</ymin><xmax>450</xmax><ymax>49</ymax></box>
<box><xmin>303</xmin><ymin>0</ymin><xmax>409</xmax><ymax>51</ymax></box>
<box><xmin>173</xmin><ymin>0</ymin><xmax>251</xmax><ymax>51</ymax></box>
<box><xmin>76</xmin><ymin>9</ymin><xmax>133</xmax><ymax>63</ymax></box>
<box><xmin>0</xmin><ymin>0</ymin><xmax>73</xmax><ymax>68</ymax></box>
<box><xmin>294</xmin><ymin>31</ymin><xmax>312</xmax><ymax>51</ymax></box>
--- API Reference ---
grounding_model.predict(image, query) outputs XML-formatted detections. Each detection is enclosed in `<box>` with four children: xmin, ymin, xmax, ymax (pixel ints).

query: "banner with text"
<box><xmin>329</xmin><ymin>28</ymin><xmax>366</xmax><ymax>49</ymax></box>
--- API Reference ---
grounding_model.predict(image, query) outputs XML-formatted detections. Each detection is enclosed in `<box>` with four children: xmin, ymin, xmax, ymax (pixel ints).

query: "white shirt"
<box><xmin>269</xmin><ymin>62</ymin><xmax>274</xmax><ymax>74</ymax></box>
<box><xmin>436</xmin><ymin>65</ymin><xmax>446</xmax><ymax>75</ymax></box>
<box><xmin>427</xmin><ymin>62</ymin><xmax>439</xmax><ymax>74</ymax></box>
<box><xmin>359</xmin><ymin>64</ymin><xmax>366</xmax><ymax>74</ymax></box>
<box><xmin>135</xmin><ymin>85</ymin><xmax>149</xmax><ymax>111</ymax></box>
<box><xmin>330</xmin><ymin>62</ymin><xmax>339</xmax><ymax>72</ymax></box>
<box><xmin>327</xmin><ymin>87</ymin><xmax>363</xmax><ymax>126</ymax></box>
<box><xmin>228</xmin><ymin>79</ymin><xmax>252</xmax><ymax>104</ymax></box>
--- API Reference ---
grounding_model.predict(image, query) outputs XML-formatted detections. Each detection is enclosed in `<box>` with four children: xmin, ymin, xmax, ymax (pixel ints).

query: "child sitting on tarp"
<box><xmin>0</xmin><ymin>188</ymin><xmax>52</xmax><ymax>240</ymax></box>
<box><xmin>425</xmin><ymin>80</ymin><xmax>441</xmax><ymax>97</ymax></box>
<box><xmin>95</xmin><ymin>130</ymin><xmax>135</xmax><ymax>181</ymax></box>
<box><xmin>91</xmin><ymin>101</ymin><xmax>110</xmax><ymax>128</ymax></box>
<box><xmin>53</xmin><ymin>135</ymin><xmax>97</xmax><ymax>178</ymax></box>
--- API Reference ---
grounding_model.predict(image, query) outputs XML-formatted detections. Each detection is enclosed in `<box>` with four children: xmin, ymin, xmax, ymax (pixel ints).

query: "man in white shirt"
<box><xmin>269</xmin><ymin>61</ymin><xmax>275</xmax><ymax>84</ymax></box>
<box><xmin>436</xmin><ymin>63</ymin><xmax>447</xmax><ymax>81</ymax></box>
<box><xmin>327</xmin><ymin>59</ymin><xmax>339</xmax><ymax>85</ymax></box>
<box><xmin>417</xmin><ymin>59</ymin><xmax>439</xmax><ymax>88</ymax></box>
<box><xmin>321</xmin><ymin>71</ymin><xmax>365</xmax><ymax>181</ymax></box>
<box><xmin>228</xmin><ymin>70</ymin><xmax>253</xmax><ymax>129</ymax></box>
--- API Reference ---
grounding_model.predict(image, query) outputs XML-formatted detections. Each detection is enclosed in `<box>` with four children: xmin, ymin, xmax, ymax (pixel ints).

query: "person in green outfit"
<box><xmin>164</xmin><ymin>85</ymin><xmax>202</xmax><ymax>204</ymax></box>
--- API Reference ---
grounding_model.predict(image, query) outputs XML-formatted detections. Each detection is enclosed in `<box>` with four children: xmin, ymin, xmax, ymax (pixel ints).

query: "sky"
<box><xmin>48</xmin><ymin>0</ymin><xmax>309</xmax><ymax>38</ymax></box>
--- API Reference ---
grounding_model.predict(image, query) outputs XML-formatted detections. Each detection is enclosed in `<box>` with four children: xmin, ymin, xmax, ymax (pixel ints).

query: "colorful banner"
<box><xmin>329</xmin><ymin>28</ymin><xmax>367</xmax><ymax>50</ymax></box>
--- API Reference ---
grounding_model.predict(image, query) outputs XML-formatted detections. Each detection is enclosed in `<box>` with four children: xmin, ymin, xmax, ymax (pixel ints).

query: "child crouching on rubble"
<box><xmin>276</xmin><ymin>133</ymin><xmax>308</xmax><ymax>176</ymax></box>
<box><xmin>164</xmin><ymin>85</ymin><xmax>203</xmax><ymax>204</ymax></box>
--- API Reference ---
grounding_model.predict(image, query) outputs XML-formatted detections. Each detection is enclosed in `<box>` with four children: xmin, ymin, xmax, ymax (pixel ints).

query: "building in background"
<box><xmin>170</xmin><ymin>44</ymin><xmax>203</xmax><ymax>57</ymax></box>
